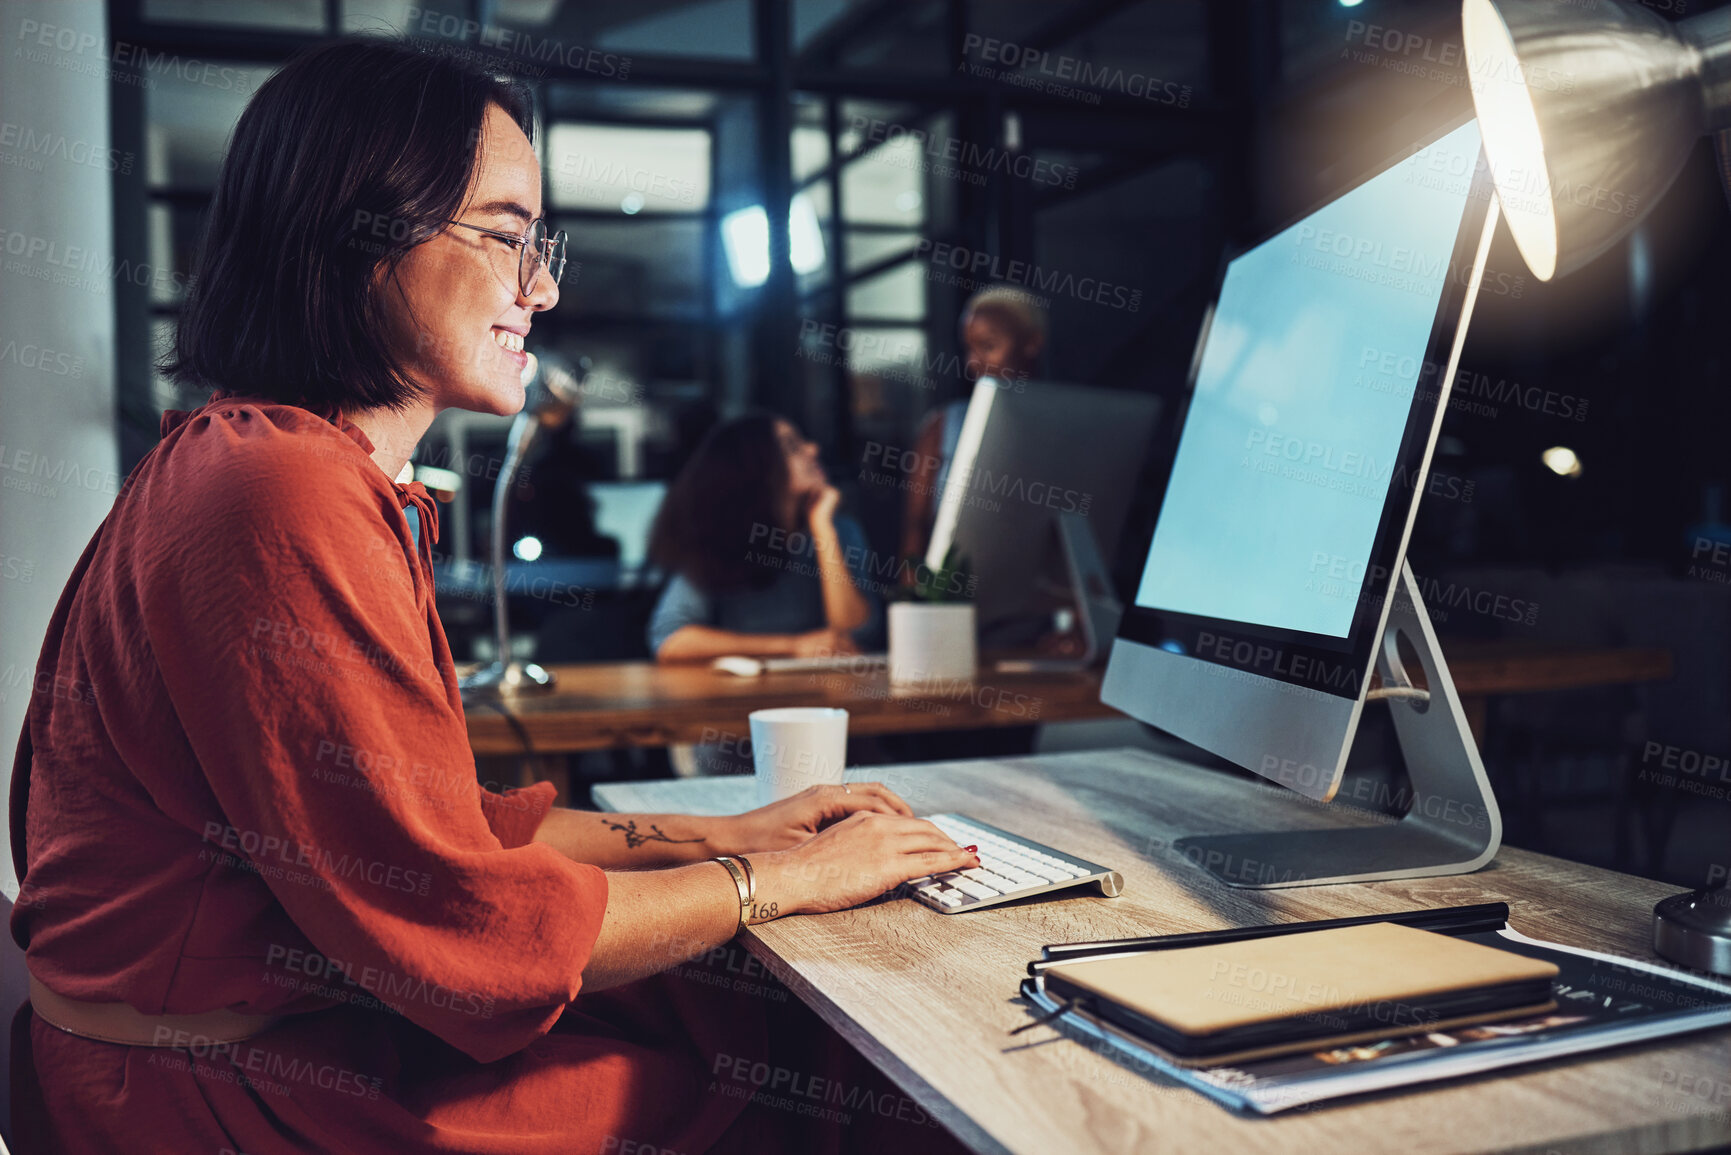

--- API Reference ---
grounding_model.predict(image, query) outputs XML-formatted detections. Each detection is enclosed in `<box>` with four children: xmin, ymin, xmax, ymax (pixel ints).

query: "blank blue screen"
<box><xmin>1134</xmin><ymin>121</ymin><xmax>1481</xmax><ymax>638</ymax></box>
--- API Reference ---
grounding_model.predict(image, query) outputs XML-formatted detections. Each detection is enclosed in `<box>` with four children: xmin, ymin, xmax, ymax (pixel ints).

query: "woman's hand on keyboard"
<box><xmin>724</xmin><ymin>782</ymin><xmax>913</xmax><ymax>853</ymax></box>
<box><xmin>746</xmin><ymin>812</ymin><xmax>979</xmax><ymax>922</ymax></box>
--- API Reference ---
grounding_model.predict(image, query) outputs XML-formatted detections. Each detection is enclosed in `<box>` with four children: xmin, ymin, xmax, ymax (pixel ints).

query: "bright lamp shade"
<box><xmin>1462</xmin><ymin>0</ymin><xmax>1723</xmax><ymax>281</ymax></box>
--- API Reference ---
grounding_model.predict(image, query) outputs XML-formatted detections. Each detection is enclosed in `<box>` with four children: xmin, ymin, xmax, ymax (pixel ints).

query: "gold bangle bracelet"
<box><xmin>736</xmin><ymin>854</ymin><xmax>756</xmax><ymax>909</ymax></box>
<box><xmin>712</xmin><ymin>856</ymin><xmax>751</xmax><ymax>937</ymax></box>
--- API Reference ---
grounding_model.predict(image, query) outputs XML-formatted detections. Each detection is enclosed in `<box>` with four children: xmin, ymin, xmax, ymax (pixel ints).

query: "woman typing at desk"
<box><xmin>10</xmin><ymin>39</ymin><xmax>975</xmax><ymax>1155</ymax></box>
<box><xmin>647</xmin><ymin>413</ymin><xmax>884</xmax><ymax>662</ymax></box>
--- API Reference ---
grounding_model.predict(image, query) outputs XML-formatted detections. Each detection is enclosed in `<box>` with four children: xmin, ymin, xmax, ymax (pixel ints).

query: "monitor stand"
<box><xmin>992</xmin><ymin>512</ymin><xmax>1121</xmax><ymax>673</ymax></box>
<box><xmin>1171</xmin><ymin>562</ymin><xmax>1504</xmax><ymax>888</ymax></box>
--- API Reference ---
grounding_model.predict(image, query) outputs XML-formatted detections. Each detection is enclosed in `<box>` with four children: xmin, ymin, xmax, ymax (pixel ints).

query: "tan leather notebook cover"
<box><xmin>1046</xmin><ymin>922</ymin><xmax>1560</xmax><ymax>1036</ymax></box>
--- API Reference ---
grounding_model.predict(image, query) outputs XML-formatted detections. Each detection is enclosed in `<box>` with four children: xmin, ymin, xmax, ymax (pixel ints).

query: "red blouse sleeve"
<box><xmin>477</xmin><ymin>780</ymin><xmax>558</xmax><ymax>850</ymax></box>
<box><xmin>144</xmin><ymin>414</ymin><xmax>606</xmax><ymax>1063</ymax></box>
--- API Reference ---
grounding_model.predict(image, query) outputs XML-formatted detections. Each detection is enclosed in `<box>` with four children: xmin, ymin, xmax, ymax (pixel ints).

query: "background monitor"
<box><xmin>925</xmin><ymin>379</ymin><xmax>1161</xmax><ymax>642</ymax></box>
<box><xmin>1103</xmin><ymin>116</ymin><xmax>1496</xmax><ymax>804</ymax></box>
<box><xmin>590</xmin><ymin>480</ymin><xmax>668</xmax><ymax>576</ymax></box>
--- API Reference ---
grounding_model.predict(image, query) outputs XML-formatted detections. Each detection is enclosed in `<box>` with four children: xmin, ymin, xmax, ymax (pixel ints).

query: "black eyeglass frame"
<box><xmin>444</xmin><ymin>217</ymin><xmax>568</xmax><ymax>295</ymax></box>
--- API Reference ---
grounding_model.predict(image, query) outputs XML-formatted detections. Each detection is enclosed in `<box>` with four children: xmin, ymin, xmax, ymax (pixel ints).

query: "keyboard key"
<box><xmin>996</xmin><ymin>868</ymin><xmax>1045</xmax><ymax>887</ymax></box>
<box><xmin>950</xmin><ymin>877</ymin><xmax>999</xmax><ymax>900</ymax></box>
<box><xmin>965</xmin><ymin>869</ymin><xmax>1017</xmax><ymax>893</ymax></box>
<box><xmin>1020</xmin><ymin>863</ymin><xmax>1069</xmax><ymax>883</ymax></box>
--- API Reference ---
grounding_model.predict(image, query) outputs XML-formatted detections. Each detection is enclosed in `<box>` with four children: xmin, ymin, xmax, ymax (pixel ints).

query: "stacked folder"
<box><xmin>1037</xmin><ymin>921</ymin><xmax>1560</xmax><ymax>1067</ymax></box>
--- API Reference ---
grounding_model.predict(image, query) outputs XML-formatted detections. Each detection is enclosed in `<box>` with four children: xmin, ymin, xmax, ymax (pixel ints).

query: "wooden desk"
<box><xmin>1405</xmin><ymin>642</ymin><xmax>1673</xmax><ymax>743</ymax></box>
<box><xmin>593</xmin><ymin>750</ymin><xmax>1731</xmax><ymax>1155</ymax></box>
<box><xmin>466</xmin><ymin>645</ymin><xmax>1673</xmax><ymax>756</ymax></box>
<box><xmin>464</xmin><ymin>661</ymin><xmax>1109</xmax><ymax>755</ymax></box>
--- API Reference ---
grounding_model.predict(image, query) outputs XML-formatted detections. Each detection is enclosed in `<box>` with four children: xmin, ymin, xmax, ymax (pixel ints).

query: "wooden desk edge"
<box><xmin>736</xmin><ymin>931</ymin><xmax>1018</xmax><ymax>1155</ymax></box>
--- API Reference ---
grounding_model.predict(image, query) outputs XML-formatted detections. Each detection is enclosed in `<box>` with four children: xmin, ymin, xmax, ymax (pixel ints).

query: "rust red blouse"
<box><xmin>10</xmin><ymin>397</ymin><xmax>767</xmax><ymax>1153</ymax></box>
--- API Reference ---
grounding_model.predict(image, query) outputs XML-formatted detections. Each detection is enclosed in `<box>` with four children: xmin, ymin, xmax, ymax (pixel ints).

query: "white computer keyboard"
<box><xmin>907</xmin><ymin>814</ymin><xmax>1125</xmax><ymax>913</ymax></box>
<box><xmin>711</xmin><ymin>653</ymin><xmax>889</xmax><ymax>676</ymax></box>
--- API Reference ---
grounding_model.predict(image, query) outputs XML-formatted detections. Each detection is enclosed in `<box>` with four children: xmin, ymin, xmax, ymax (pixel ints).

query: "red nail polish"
<box><xmin>963</xmin><ymin>845</ymin><xmax>978</xmax><ymax>853</ymax></box>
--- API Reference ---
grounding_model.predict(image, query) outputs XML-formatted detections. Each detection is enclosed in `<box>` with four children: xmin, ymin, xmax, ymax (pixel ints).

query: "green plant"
<box><xmin>899</xmin><ymin>544</ymin><xmax>975</xmax><ymax>604</ymax></box>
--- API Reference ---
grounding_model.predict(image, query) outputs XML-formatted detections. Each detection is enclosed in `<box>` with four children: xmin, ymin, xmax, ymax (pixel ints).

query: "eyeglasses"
<box><xmin>444</xmin><ymin>217</ymin><xmax>568</xmax><ymax>296</ymax></box>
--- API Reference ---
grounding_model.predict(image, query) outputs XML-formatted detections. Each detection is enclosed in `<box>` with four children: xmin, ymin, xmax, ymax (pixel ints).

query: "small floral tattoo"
<box><xmin>603</xmin><ymin>818</ymin><xmax>705</xmax><ymax>850</ymax></box>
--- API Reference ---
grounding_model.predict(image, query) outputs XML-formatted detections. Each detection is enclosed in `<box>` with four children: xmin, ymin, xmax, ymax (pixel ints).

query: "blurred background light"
<box><xmin>1541</xmin><ymin>446</ymin><xmax>1583</xmax><ymax>479</ymax></box>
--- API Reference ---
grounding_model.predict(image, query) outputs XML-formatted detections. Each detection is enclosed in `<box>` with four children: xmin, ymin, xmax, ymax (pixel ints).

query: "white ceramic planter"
<box><xmin>888</xmin><ymin>602</ymin><xmax>977</xmax><ymax>686</ymax></box>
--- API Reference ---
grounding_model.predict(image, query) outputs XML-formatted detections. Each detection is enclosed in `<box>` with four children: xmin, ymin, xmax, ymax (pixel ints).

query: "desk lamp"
<box><xmin>459</xmin><ymin>351</ymin><xmax>583</xmax><ymax>698</ymax></box>
<box><xmin>1463</xmin><ymin>0</ymin><xmax>1731</xmax><ymax>975</ymax></box>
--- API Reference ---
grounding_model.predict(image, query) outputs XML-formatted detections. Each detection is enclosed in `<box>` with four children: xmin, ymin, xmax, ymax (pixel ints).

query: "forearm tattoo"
<box><xmin>602</xmin><ymin>818</ymin><xmax>705</xmax><ymax>850</ymax></box>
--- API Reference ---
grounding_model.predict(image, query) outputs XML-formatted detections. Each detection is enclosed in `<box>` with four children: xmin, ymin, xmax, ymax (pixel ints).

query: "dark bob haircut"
<box><xmin>648</xmin><ymin>413</ymin><xmax>791</xmax><ymax>595</ymax></box>
<box><xmin>162</xmin><ymin>38</ymin><xmax>532</xmax><ymax>413</ymax></box>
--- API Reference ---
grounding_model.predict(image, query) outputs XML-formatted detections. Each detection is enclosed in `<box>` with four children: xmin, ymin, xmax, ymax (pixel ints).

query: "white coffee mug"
<box><xmin>749</xmin><ymin>707</ymin><xmax>849</xmax><ymax>805</ymax></box>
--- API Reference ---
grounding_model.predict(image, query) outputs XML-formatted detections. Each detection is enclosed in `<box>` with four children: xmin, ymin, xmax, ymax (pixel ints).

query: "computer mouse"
<box><xmin>712</xmin><ymin>656</ymin><xmax>765</xmax><ymax>677</ymax></box>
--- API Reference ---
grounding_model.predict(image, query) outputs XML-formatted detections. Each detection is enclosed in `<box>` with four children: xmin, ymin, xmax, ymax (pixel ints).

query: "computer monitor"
<box><xmin>590</xmin><ymin>480</ymin><xmax>667</xmax><ymax>576</ymax></box>
<box><xmin>1102</xmin><ymin>115</ymin><xmax>1504</xmax><ymax>887</ymax></box>
<box><xmin>924</xmin><ymin>379</ymin><xmax>1161</xmax><ymax>652</ymax></box>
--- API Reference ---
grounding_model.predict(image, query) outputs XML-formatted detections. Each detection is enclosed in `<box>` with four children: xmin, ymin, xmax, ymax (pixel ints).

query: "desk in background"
<box><xmin>464</xmin><ymin>660</ymin><xmax>1106</xmax><ymax>755</ymax></box>
<box><xmin>593</xmin><ymin>749</ymin><xmax>1730</xmax><ymax>1155</ymax></box>
<box><xmin>465</xmin><ymin>645</ymin><xmax>1673</xmax><ymax>756</ymax></box>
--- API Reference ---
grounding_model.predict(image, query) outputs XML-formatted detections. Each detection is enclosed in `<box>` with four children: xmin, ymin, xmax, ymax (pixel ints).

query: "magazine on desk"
<box><xmin>1018</xmin><ymin>926</ymin><xmax>1731</xmax><ymax>1115</ymax></box>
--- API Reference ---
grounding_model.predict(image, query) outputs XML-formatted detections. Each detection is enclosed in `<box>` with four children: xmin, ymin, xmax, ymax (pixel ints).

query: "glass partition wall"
<box><xmin>106</xmin><ymin>0</ymin><xmax>1247</xmax><ymax>666</ymax></box>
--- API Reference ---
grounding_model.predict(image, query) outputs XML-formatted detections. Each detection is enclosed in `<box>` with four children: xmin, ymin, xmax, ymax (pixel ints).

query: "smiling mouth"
<box><xmin>491</xmin><ymin>328</ymin><xmax>525</xmax><ymax>353</ymax></box>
